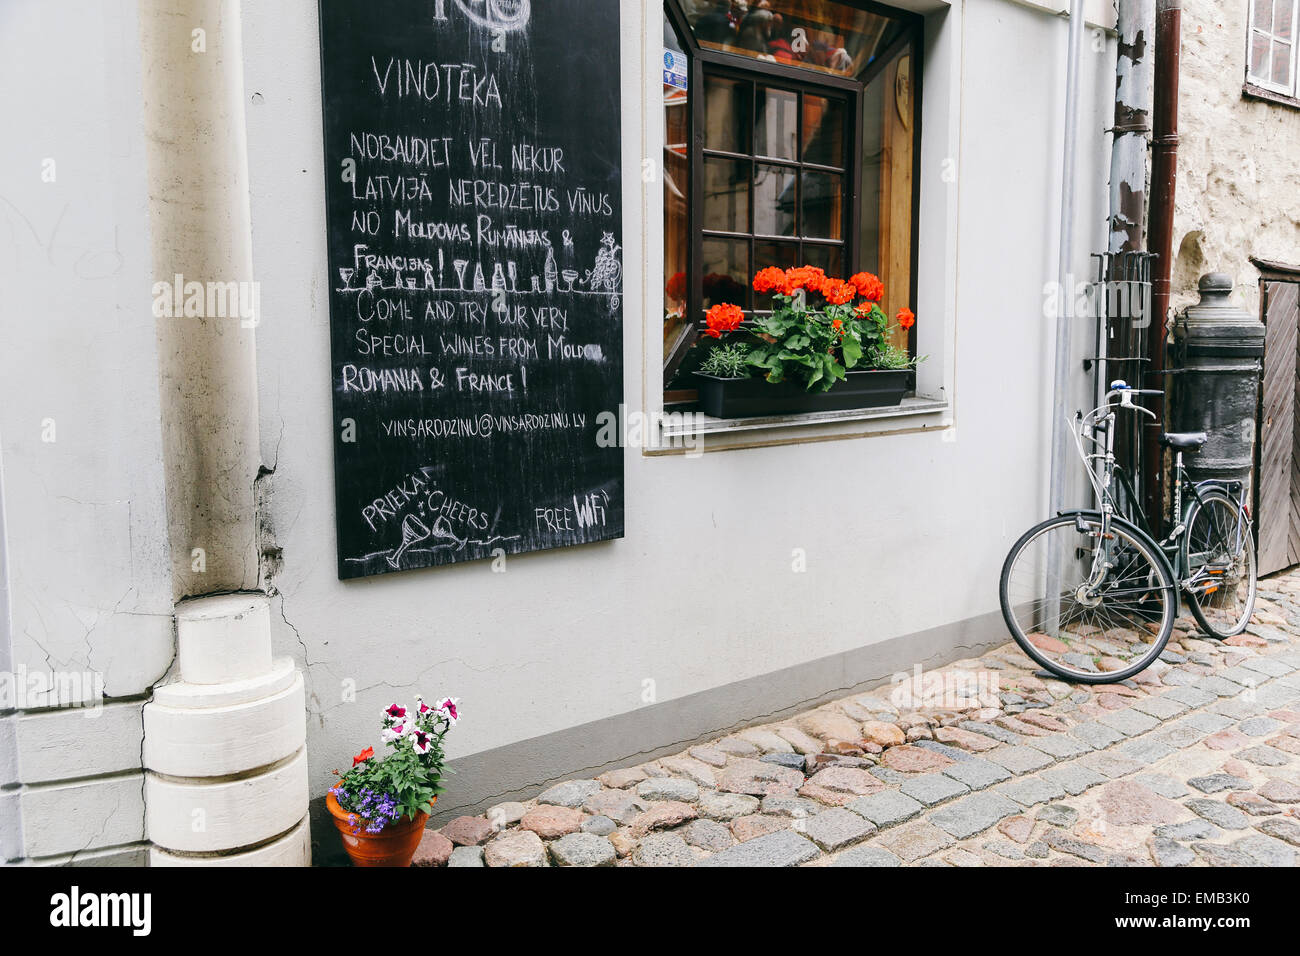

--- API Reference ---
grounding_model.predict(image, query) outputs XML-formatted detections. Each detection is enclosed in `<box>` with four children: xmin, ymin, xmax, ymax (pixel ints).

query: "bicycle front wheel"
<box><xmin>1183</xmin><ymin>490</ymin><xmax>1257</xmax><ymax>639</ymax></box>
<box><xmin>1000</xmin><ymin>513</ymin><xmax>1176</xmax><ymax>683</ymax></box>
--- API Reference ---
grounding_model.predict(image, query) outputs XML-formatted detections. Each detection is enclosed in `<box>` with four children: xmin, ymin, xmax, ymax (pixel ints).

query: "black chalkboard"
<box><xmin>318</xmin><ymin>0</ymin><xmax>625</xmax><ymax>580</ymax></box>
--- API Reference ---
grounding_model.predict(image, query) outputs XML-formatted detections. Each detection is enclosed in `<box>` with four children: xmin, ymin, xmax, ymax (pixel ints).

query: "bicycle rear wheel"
<box><xmin>1183</xmin><ymin>490</ymin><xmax>1257</xmax><ymax>639</ymax></box>
<box><xmin>1000</xmin><ymin>513</ymin><xmax>1176</xmax><ymax>683</ymax></box>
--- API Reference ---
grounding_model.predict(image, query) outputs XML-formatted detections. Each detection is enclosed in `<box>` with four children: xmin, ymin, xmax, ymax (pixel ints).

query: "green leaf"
<box><xmin>842</xmin><ymin>336</ymin><xmax>862</xmax><ymax>368</ymax></box>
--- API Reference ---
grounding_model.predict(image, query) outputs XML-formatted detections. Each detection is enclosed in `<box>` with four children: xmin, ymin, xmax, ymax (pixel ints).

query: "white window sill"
<box><xmin>651</xmin><ymin>394</ymin><xmax>950</xmax><ymax>454</ymax></box>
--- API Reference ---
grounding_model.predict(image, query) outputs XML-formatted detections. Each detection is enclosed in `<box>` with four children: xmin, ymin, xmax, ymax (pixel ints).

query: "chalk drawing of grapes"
<box><xmin>584</xmin><ymin>232</ymin><xmax>622</xmax><ymax>311</ymax></box>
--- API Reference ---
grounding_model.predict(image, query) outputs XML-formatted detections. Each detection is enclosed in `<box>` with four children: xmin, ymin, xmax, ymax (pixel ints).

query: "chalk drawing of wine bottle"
<box><xmin>543</xmin><ymin>242</ymin><xmax>558</xmax><ymax>293</ymax></box>
<box><xmin>387</xmin><ymin>514</ymin><xmax>432</xmax><ymax>568</ymax></box>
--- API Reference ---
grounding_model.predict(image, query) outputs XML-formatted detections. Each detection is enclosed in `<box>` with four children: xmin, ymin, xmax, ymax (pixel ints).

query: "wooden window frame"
<box><xmin>663</xmin><ymin>0</ymin><xmax>925</xmax><ymax>387</ymax></box>
<box><xmin>1247</xmin><ymin>0</ymin><xmax>1299</xmax><ymax>97</ymax></box>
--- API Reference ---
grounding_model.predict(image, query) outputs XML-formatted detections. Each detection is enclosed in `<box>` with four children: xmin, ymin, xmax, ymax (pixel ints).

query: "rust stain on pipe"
<box><xmin>1144</xmin><ymin>0</ymin><xmax>1182</xmax><ymax>535</ymax></box>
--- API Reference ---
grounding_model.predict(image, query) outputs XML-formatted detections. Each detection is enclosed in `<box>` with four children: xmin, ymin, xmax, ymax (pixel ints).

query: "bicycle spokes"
<box><xmin>1002</xmin><ymin>516</ymin><xmax>1174</xmax><ymax>682</ymax></box>
<box><xmin>1184</xmin><ymin>492</ymin><xmax>1257</xmax><ymax>639</ymax></box>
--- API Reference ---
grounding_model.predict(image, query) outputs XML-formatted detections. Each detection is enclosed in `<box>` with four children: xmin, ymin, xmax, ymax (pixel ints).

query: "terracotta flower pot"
<box><xmin>327</xmin><ymin>791</ymin><xmax>436</xmax><ymax>867</ymax></box>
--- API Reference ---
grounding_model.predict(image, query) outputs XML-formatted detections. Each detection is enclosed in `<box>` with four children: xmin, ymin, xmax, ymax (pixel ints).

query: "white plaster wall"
<box><xmin>0</xmin><ymin>0</ymin><xmax>172</xmax><ymax>864</ymax></box>
<box><xmin>1173</xmin><ymin>0</ymin><xmax>1300</xmax><ymax>314</ymax></box>
<box><xmin>241</xmin><ymin>0</ymin><xmax>1115</xmax><ymax>802</ymax></box>
<box><xmin>0</xmin><ymin>0</ymin><xmax>174</xmax><ymax>699</ymax></box>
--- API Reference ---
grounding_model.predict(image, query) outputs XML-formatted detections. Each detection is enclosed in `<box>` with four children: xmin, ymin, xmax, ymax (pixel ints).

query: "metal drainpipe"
<box><xmin>1045</xmin><ymin>0</ymin><xmax>1088</xmax><ymax>636</ymax></box>
<box><xmin>1048</xmin><ymin>0</ymin><xmax>1088</xmax><ymax>517</ymax></box>
<box><xmin>1108</xmin><ymin>0</ymin><xmax>1156</xmax><ymax>259</ymax></box>
<box><xmin>1144</xmin><ymin>0</ymin><xmax>1182</xmax><ymax>536</ymax></box>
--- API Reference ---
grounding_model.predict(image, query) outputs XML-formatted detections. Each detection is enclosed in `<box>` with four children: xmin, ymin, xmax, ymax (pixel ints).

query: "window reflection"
<box><xmin>663</xmin><ymin>15</ymin><xmax>691</xmax><ymax>365</ymax></box>
<box><xmin>682</xmin><ymin>0</ymin><xmax>908</xmax><ymax>78</ymax></box>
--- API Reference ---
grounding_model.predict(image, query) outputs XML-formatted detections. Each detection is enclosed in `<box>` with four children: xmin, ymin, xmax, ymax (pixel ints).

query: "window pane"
<box><xmin>802</xmin><ymin>243</ymin><xmax>842</xmax><ymax>279</ymax></box>
<box><xmin>664</xmin><ymin>17</ymin><xmax>691</xmax><ymax>365</ymax></box>
<box><xmin>1255</xmin><ymin>0</ymin><xmax>1275</xmax><ymax>31</ymax></box>
<box><xmin>704</xmin><ymin>76</ymin><xmax>752</xmax><ymax>153</ymax></box>
<box><xmin>704</xmin><ymin>157</ymin><xmax>751</xmax><ymax>232</ymax></box>
<box><xmin>1278</xmin><ymin>1</ymin><xmax>1294</xmax><ymax>39</ymax></box>
<box><xmin>754</xmin><ymin>164</ymin><xmax>797</xmax><ymax>236</ymax></box>
<box><xmin>803</xmin><ymin>95</ymin><xmax>846</xmax><ymax>168</ymax></box>
<box><xmin>802</xmin><ymin>170</ymin><xmax>844</xmax><ymax>240</ymax></box>
<box><xmin>1272</xmin><ymin>38</ymin><xmax>1293</xmax><ymax>85</ymax></box>
<box><xmin>753</xmin><ymin>240</ymin><xmax>798</xmax><ymax>274</ymax></box>
<box><xmin>755</xmin><ymin>87</ymin><xmax>798</xmax><ymax>160</ymax></box>
<box><xmin>684</xmin><ymin>0</ymin><xmax>911</xmax><ymax>79</ymax></box>
<box><xmin>702</xmin><ymin>237</ymin><xmax>750</xmax><ymax>310</ymax></box>
<box><xmin>1253</xmin><ymin>31</ymin><xmax>1273</xmax><ymax>77</ymax></box>
<box><xmin>862</xmin><ymin>46</ymin><xmax>916</xmax><ymax>352</ymax></box>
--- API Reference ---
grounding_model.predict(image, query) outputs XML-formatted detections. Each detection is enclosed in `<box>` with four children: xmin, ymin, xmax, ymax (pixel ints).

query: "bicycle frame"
<box><xmin>1072</xmin><ymin>390</ymin><xmax>1251</xmax><ymax>605</ymax></box>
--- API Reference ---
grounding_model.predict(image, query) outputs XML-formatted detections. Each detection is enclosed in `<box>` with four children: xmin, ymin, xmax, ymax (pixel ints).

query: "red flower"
<box><xmin>855</xmin><ymin>302</ymin><xmax>878</xmax><ymax>318</ymax></box>
<box><xmin>849</xmin><ymin>272</ymin><xmax>884</xmax><ymax>302</ymax></box>
<box><xmin>753</xmin><ymin>266</ymin><xmax>791</xmax><ymax>296</ymax></box>
<box><xmin>820</xmin><ymin>279</ymin><xmax>855</xmax><ymax>305</ymax></box>
<box><xmin>784</xmin><ymin>266</ymin><xmax>826</xmax><ymax>293</ymax></box>
<box><xmin>353</xmin><ymin>747</ymin><xmax>374</xmax><ymax>766</ymax></box>
<box><xmin>703</xmin><ymin>302</ymin><xmax>744</xmax><ymax>338</ymax></box>
<box><xmin>896</xmin><ymin>307</ymin><xmax>916</xmax><ymax>330</ymax></box>
<box><xmin>665</xmin><ymin>271</ymin><xmax>687</xmax><ymax>302</ymax></box>
<box><xmin>831</xmin><ymin>318</ymin><xmax>845</xmax><ymax>336</ymax></box>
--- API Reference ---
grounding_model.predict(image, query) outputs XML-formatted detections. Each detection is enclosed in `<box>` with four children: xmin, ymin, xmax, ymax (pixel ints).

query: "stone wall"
<box><xmin>1174</xmin><ymin>1</ymin><xmax>1300</xmax><ymax>316</ymax></box>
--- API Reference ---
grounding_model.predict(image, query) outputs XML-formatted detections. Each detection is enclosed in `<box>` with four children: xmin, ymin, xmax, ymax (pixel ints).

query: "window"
<box><xmin>662</xmin><ymin>0</ymin><xmax>923</xmax><ymax>399</ymax></box>
<box><xmin>1248</xmin><ymin>0</ymin><xmax>1298</xmax><ymax>96</ymax></box>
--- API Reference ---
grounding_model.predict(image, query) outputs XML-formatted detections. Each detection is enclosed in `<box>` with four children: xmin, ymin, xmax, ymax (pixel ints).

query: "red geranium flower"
<box><xmin>752</xmin><ymin>266</ymin><xmax>791</xmax><ymax>296</ymax></box>
<box><xmin>897</xmin><ymin>307</ymin><xmax>916</xmax><ymax>330</ymax></box>
<box><xmin>849</xmin><ymin>272</ymin><xmax>885</xmax><ymax>302</ymax></box>
<box><xmin>820</xmin><ymin>279</ymin><xmax>855</xmax><ymax>306</ymax></box>
<box><xmin>665</xmin><ymin>271</ymin><xmax>687</xmax><ymax>301</ymax></box>
<box><xmin>353</xmin><ymin>747</ymin><xmax>374</xmax><ymax>766</ymax></box>
<box><xmin>703</xmin><ymin>302</ymin><xmax>744</xmax><ymax>338</ymax></box>
<box><xmin>785</xmin><ymin>265</ymin><xmax>826</xmax><ymax>293</ymax></box>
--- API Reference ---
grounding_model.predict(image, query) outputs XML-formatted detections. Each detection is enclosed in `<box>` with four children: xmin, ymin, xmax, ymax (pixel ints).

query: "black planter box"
<box><xmin>694</xmin><ymin>369</ymin><xmax>910</xmax><ymax>418</ymax></box>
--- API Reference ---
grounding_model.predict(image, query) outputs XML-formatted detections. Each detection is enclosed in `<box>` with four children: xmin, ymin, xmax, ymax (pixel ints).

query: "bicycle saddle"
<box><xmin>1159</xmin><ymin>431</ymin><xmax>1208</xmax><ymax>450</ymax></box>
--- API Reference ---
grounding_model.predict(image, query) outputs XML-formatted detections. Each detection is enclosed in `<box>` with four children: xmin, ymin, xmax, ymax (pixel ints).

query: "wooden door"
<box><xmin>1258</xmin><ymin>280</ymin><xmax>1300</xmax><ymax>575</ymax></box>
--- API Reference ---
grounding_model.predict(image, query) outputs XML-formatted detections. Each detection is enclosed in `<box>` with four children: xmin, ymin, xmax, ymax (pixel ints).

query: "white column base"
<box><xmin>149</xmin><ymin>816</ymin><xmax>310</xmax><ymax>867</ymax></box>
<box><xmin>144</xmin><ymin>593</ymin><xmax>310</xmax><ymax>865</ymax></box>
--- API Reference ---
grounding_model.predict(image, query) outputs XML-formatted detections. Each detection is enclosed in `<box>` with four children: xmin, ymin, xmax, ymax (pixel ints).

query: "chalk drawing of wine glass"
<box><xmin>561</xmin><ymin>269</ymin><xmax>579</xmax><ymax>293</ymax></box>
<box><xmin>430</xmin><ymin>515</ymin><xmax>468</xmax><ymax>550</ymax></box>
<box><xmin>455</xmin><ymin>0</ymin><xmax>531</xmax><ymax>32</ymax></box>
<box><xmin>387</xmin><ymin>514</ymin><xmax>432</xmax><ymax>568</ymax></box>
<box><xmin>338</xmin><ymin>267</ymin><xmax>355</xmax><ymax>291</ymax></box>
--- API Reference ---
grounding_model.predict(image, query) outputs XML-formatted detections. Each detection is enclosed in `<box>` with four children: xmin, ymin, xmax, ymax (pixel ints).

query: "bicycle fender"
<box><xmin>1055</xmin><ymin>509</ymin><xmax>1182</xmax><ymax>616</ymax></box>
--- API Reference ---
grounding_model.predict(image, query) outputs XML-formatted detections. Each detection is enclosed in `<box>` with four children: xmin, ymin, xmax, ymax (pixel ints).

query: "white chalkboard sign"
<box><xmin>318</xmin><ymin>0</ymin><xmax>625</xmax><ymax>579</ymax></box>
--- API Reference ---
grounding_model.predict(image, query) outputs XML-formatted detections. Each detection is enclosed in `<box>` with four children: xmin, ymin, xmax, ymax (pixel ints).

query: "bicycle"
<box><xmin>999</xmin><ymin>381</ymin><xmax>1258</xmax><ymax>683</ymax></box>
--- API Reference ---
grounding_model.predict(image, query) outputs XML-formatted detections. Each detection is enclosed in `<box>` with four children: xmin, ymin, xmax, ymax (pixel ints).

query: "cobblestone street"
<box><xmin>415</xmin><ymin>570</ymin><xmax>1300</xmax><ymax>867</ymax></box>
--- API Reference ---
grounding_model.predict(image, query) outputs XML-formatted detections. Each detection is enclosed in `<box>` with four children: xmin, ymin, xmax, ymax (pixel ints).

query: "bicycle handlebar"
<box><xmin>1104</xmin><ymin>381</ymin><xmax>1161</xmax><ymax>420</ymax></box>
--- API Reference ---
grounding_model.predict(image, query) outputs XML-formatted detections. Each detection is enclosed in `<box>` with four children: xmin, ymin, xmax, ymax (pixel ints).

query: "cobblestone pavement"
<box><xmin>414</xmin><ymin>571</ymin><xmax>1300</xmax><ymax>867</ymax></box>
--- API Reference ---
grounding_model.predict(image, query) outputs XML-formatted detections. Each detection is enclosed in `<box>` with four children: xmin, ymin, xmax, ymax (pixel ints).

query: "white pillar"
<box><xmin>144</xmin><ymin>594</ymin><xmax>310</xmax><ymax>865</ymax></box>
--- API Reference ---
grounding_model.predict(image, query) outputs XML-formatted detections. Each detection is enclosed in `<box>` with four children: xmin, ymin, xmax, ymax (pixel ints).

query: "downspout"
<box><xmin>1109</xmin><ymin>0</ymin><xmax>1155</xmax><ymax>256</ymax></box>
<box><xmin>138</xmin><ymin>0</ymin><xmax>309</xmax><ymax>866</ymax></box>
<box><xmin>1104</xmin><ymin>0</ymin><xmax>1155</xmax><ymax>482</ymax></box>
<box><xmin>1144</xmin><ymin>0</ymin><xmax>1182</xmax><ymax>534</ymax></box>
<box><xmin>1045</xmin><ymin>0</ymin><xmax>1088</xmax><ymax>636</ymax></box>
<box><xmin>1048</xmin><ymin>0</ymin><xmax>1088</xmax><ymax>517</ymax></box>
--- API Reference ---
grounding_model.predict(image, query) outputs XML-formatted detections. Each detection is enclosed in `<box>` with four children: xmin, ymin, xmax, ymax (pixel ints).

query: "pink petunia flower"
<box><xmin>411</xmin><ymin>730</ymin><xmax>433</xmax><ymax>755</ymax></box>
<box><xmin>384</xmin><ymin>703</ymin><xmax>408</xmax><ymax>721</ymax></box>
<box><xmin>437</xmin><ymin>697</ymin><xmax>461</xmax><ymax>726</ymax></box>
<box><xmin>381</xmin><ymin>721</ymin><xmax>409</xmax><ymax>742</ymax></box>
